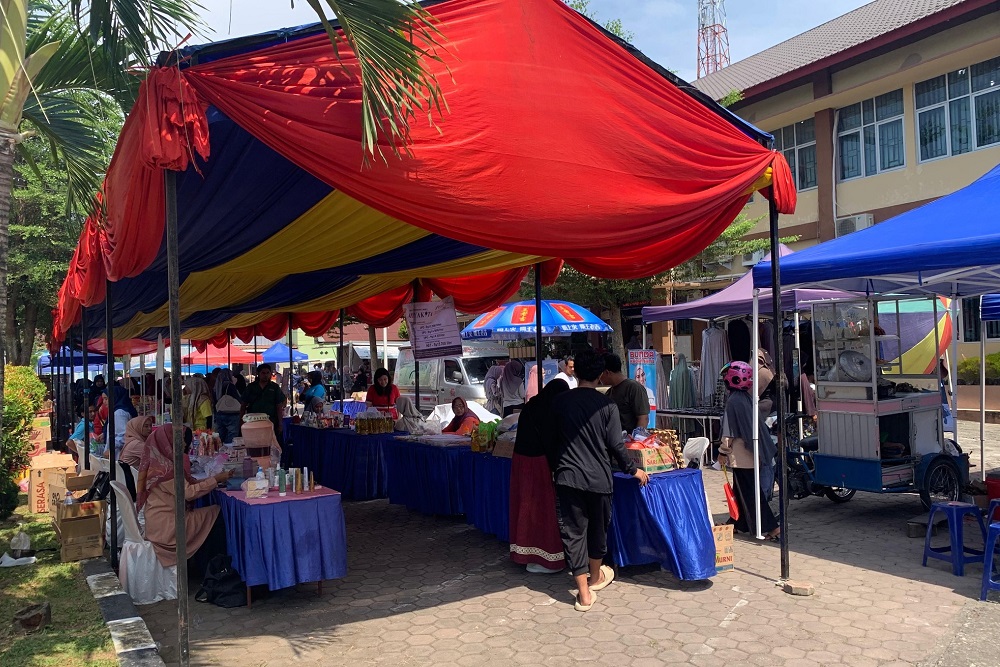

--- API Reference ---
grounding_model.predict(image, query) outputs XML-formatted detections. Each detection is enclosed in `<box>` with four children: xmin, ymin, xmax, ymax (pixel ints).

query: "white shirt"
<box><xmin>554</xmin><ymin>372</ymin><xmax>578</xmax><ymax>389</ymax></box>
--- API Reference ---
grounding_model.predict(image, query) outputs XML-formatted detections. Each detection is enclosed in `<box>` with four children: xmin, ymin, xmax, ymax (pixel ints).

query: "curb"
<box><xmin>82</xmin><ymin>559</ymin><xmax>166</xmax><ymax>667</ymax></box>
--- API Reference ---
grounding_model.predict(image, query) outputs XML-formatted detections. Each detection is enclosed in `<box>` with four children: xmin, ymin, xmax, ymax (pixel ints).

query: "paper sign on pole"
<box><xmin>628</xmin><ymin>349</ymin><xmax>658</xmax><ymax>428</ymax></box>
<box><xmin>403</xmin><ymin>296</ymin><xmax>463</xmax><ymax>360</ymax></box>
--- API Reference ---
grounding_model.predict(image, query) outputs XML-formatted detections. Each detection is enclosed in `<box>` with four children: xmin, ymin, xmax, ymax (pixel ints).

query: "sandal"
<box><xmin>590</xmin><ymin>565</ymin><xmax>615</xmax><ymax>592</ymax></box>
<box><xmin>574</xmin><ymin>591</ymin><xmax>596</xmax><ymax>612</ymax></box>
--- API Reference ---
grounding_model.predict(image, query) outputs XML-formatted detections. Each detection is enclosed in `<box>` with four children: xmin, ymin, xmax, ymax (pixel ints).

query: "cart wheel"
<box><xmin>919</xmin><ymin>458</ymin><xmax>961</xmax><ymax>510</ymax></box>
<box><xmin>824</xmin><ymin>487</ymin><xmax>856</xmax><ymax>503</ymax></box>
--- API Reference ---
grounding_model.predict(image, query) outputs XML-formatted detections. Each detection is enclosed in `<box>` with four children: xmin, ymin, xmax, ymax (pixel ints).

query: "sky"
<box><xmin>196</xmin><ymin>0</ymin><xmax>874</xmax><ymax>82</ymax></box>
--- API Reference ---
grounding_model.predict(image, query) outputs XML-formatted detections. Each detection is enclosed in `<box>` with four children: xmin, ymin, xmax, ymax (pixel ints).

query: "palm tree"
<box><xmin>0</xmin><ymin>0</ymin><xmax>202</xmax><ymax>437</ymax></box>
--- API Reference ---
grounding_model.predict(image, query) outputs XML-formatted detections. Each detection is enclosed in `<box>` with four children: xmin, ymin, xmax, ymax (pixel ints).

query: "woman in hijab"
<box><xmin>394</xmin><ymin>396</ymin><xmax>424</xmax><ymax>433</ymax></box>
<box><xmin>184</xmin><ymin>376</ymin><xmax>213</xmax><ymax>431</ymax></box>
<box><xmin>119</xmin><ymin>416</ymin><xmax>155</xmax><ymax>468</ymax></box>
<box><xmin>138</xmin><ymin>424</ymin><xmax>233</xmax><ymax>572</ymax></box>
<box><xmin>509</xmin><ymin>378</ymin><xmax>569</xmax><ymax>574</ymax></box>
<box><xmin>500</xmin><ymin>359</ymin><xmax>526</xmax><ymax>417</ymax></box>
<box><xmin>300</xmin><ymin>371</ymin><xmax>327</xmax><ymax>411</ymax></box>
<box><xmin>99</xmin><ymin>383</ymin><xmax>138</xmax><ymax>457</ymax></box>
<box><xmin>442</xmin><ymin>397</ymin><xmax>481</xmax><ymax>435</ymax></box>
<box><xmin>90</xmin><ymin>375</ymin><xmax>106</xmax><ymax>407</ymax></box>
<box><xmin>717</xmin><ymin>362</ymin><xmax>780</xmax><ymax>540</ymax></box>
<box><xmin>756</xmin><ymin>348</ymin><xmax>786</xmax><ymax>420</ymax></box>
<box><xmin>213</xmin><ymin>369</ymin><xmax>243</xmax><ymax>443</ymax></box>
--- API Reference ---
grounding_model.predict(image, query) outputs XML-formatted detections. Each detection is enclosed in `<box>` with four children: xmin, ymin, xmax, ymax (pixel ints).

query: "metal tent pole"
<box><xmin>534</xmin><ymin>264</ymin><xmax>543</xmax><ymax>396</ymax></box>
<box><xmin>54</xmin><ymin>347</ymin><xmax>62</xmax><ymax>450</ymax></box>
<box><xmin>338</xmin><ymin>312</ymin><xmax>345</xmax><ymax>412</ymax></box>
<box><xmin>981</xmin><ymin>310</ymin><xmax>987</xmax><ymax>483</ymax></box>
<box><xmin>949</xmin><ymin>293</ymin><xmax>960</xmax><ymax>451</ymax></box>
<box><xmin>767</xmin><ymin>197</ymin><xmax>790</xmax><ymax>582</ymax></box>
<box><xmin>105</xmin><ymin>280</ymin><xmax>118</xmax><ymax>571</ymax></box>
<box><xmin>288</xmin><ymin>315</ymin><xmax>294</xmax><ymax>413</ymax></box>
<box><xmin>794</xmin><ymin>311</ymin><xmax>803</xmax><ymax>442</ymax></box>
<box><xmin>82</xmin><ymin>307</ymin><xmax>90</xmax><ymax>470</ymax></box>
<box><xmin>412</xmin><ymin>281</ymin><xmax>421</xmax><ymax>411</ymax></box>
<box><xmin>751</xmin><ymin>289</ymin><xmax>763</xmax><ymax>540</ymax></box>
<box><xmin>165</xmin><ymin>170</ymin><xmax>189</xmax><ymax>666</ymax></box>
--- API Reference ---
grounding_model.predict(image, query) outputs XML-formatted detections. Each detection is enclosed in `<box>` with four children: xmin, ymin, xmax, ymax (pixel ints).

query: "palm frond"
<box><xmin>68</xmin><ymin>0</ymin><xmax>205</xmax><ymax>67</ymax></box>
<box><xmin>305</xmin><ymin>0</ymin><xmax>449</xmax><ymax>162</ymax></box>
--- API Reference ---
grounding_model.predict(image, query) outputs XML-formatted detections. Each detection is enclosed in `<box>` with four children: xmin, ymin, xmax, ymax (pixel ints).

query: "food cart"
<box><xmin>803</xmin><ymin>296</ymin><xmax>967</xmax><ymax>509</ymax></box>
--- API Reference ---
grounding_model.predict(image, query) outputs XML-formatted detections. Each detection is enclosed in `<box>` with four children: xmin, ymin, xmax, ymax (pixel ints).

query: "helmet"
<box><xmin>722</xmin><ymin>361</ymin><xmax>753</xmax><ymax>392</ymax></box>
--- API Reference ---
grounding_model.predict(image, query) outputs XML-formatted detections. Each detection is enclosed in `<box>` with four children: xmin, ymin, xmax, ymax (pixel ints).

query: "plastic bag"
<box><xmin>10</xmin><ymin>526</ymin><xmax>30</xmax><ymax>552</ymax></box>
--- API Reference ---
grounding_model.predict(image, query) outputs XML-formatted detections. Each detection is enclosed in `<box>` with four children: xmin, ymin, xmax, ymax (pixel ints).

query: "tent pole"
<box><xmin>69</xmin><ymin>335</ymin><xmax>75</xmax><ymax>437</ymax></box>
<box><xmin>105</xmin><ymin>280</ymin><xmax>118</xmax><ymax>571</ymax></box>
<box><xmin>767</xmin><ymin>196</ymin><xmax>789</xmax><ymax>581</ymax></box>
<box><xmin>751</xmin><ymin>290</ymin><xmax>762</xmax><ymax>540</ymax></box>
<box><xmin>164</xmin><ymin>170</ymin><xmax>189</xmax><ymax>667</ymax></box>
<box><xmin>981</xmin><ymin>312</ymin><xmax>986</xmax><ymax>483</ymax></box>
<box><xmin>534</xmin><ymin>263</ymin><xmax>543</xmax><ymax>396</ymax></box>
<box><xmin>54</xmin><ymin>347</ymin><xmax>62</xmax><ymax>451</ymax></box>
<box><xmin>950</xmin><ymin>292</ymin><xmax>960</xmax><ymax>451</ymax></box>
<box><xmin>794</xmin><ymin>311</ymin><xmax>803</xmax><ymax>442</ymax></box>
<box><xmin>383</xmin><ymin>327</ymin><xmax>389</xmax><ymax>371</ymax></box>
<box><xmin>413</xmin><ymin>280</ymin><xmax>421</xmax><ymax>412</ymax></box>
<box><xmin>82</xmin><ymin>307</ymin><xmax>89</xmax><ymax>470</ymax></box>
<box><xmin>339</xmin><ymin>311</ymin><xmax>345</xmax><ymax>412</ymax></box>
<box><xmin>288</xmin><ymin>315</ymin><xmax>294</xmax><ymax>414</ymax></box>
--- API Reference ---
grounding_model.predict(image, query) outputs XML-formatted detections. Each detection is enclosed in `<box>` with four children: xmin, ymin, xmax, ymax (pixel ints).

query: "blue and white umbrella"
<box><xmin>461</xmin><ymin>300</ymin><xmax>611</xmax><ymax>340</ymax></box>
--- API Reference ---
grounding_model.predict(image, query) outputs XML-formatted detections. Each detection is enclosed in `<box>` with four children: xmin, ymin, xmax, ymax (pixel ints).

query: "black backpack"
<box><xmin>195</xmin><ymin>555</ymin><xmax>247</xmax><ymax>608</ymax></box>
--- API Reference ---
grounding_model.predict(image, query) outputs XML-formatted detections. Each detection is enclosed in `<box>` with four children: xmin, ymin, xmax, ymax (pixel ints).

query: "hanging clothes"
<box><xmin>760</xmin><ymin>320</ymin><xmax>776</xmax><ymax>366</ymax></box>
<box><xmin>727</xmin><ymin>319</ymin><xmax>751</xmax><ymax>363</ymax></box>
<box><xmin>699</xmin><ymin>324</ymin><xmax>730</xmax><ymax>406</ymax></box>
<box><xmin>669</xmin><ymin>355</ymin><xmax>696</xmax><ymax>409</ymax></box>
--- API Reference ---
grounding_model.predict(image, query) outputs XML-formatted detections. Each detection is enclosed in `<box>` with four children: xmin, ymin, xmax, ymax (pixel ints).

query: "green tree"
<box><xmin>565</xmin><ymin>1</ymin><xmax>634</xmax><ymax>42</ymax></box>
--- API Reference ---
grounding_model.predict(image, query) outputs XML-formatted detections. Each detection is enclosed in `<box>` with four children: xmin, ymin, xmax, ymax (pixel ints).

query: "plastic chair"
<box><xmin>109</xmin><ymin>481</ymin><xmax>176</xmax><ymax>605</ymax></box>
<box><xmin>682</xmin><ymin>437</ymin><xmax>711</xmax><ymax>468</ymax></box>
<box><xmin>982</xmin><ymin>500</ymin><xmax>1000</xmax><ymax>601</ymax></box>
<box><xmin>922</xmin><ymin>501</ymin><xmax>987</xmax><ymax>577</ymax></box>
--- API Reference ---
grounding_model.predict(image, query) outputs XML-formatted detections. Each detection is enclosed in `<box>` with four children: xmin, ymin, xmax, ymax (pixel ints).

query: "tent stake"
<box><xmin>165</xmin><ymin>170</ymin><xmax>190</xmax><ymax>667</ymax></box>
<box><xmin>535</xmin><ymin>264</ymin><xmax>543</xmax><ymax>396</ymax></box>
<box><xmin>767</xmin><ymin>197</ymin><xmax>790</xmax><ymax>582</ymax></box>
<box><xmin>105</xmin><ymin>280</ymin><xmax>118</xmax><ymax>572</ymax></box>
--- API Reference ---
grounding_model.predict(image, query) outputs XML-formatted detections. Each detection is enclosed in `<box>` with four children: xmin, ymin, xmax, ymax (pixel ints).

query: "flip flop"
<box><xmin>590</xmin><ymin>565</ymin><xmax>615</xmax><ymax>592</ymax></box>
<box><xmin>574</xmin><ymin>590</ymin><xmax>596</xmax><ymax>612</ymax></box>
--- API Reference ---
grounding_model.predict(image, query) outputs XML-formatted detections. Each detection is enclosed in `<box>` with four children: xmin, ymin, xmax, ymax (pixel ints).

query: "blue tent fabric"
<box><xmin>262</xmin><ymin>342</ymin><xmax>307</xmax><ymax>363</ymax></box>
<box><xmin>752</xmin><ymin>164</ymin><xmax>1000</xmax><ymax>297</ymax></box>
<box><xmin>982</xmin><ymin>295</ymin><xmax>1000</xmax><ymax>321</ymax></box>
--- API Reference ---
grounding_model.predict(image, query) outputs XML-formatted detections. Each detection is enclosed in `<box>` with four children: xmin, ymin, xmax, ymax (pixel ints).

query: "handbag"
<box><xmin>722</xmin><ymin>465</ymin><xmax>740</xmax><ymax>521</ymax></box>
<box><xmin>195</xmin><ymin>555</ymin><xmax>247</xmax><ymax>608</ymax></box>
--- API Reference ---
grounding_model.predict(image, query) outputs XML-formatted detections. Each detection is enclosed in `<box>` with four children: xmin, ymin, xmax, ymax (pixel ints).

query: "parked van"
<box><xmin>396</xmin><ymin>342</ymin><xmax>510</xmax><ymax>414</ymax></box>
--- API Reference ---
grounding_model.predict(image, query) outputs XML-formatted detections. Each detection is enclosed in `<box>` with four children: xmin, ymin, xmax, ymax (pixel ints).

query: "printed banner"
<box><xmin>524</xmin><ymin>360</ymin><xmax>559</xmax><ymax>396</ymax></box>
<box><xmin>403</xmin><ymin>296</ymin><xmax>463</xmax><ymax>360</ymax></box>
<box><xmin>628</xmin><ymin>349</ymin><xmax>658</xmax><ymax>428</ymax></box>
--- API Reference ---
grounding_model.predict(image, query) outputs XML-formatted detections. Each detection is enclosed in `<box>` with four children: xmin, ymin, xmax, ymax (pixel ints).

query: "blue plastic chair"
<box><xmin>982</xmin><ymin>499</ymin><xmax>1000</xmax><ymax>601</ymax></box>
<box><xmin>922</xmin><ymin>501</ymin><xmax>986</xmax><ymax>577</ymax></box>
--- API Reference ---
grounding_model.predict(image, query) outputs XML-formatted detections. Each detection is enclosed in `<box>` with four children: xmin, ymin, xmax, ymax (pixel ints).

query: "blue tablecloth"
<box><xmin>607</xmin><ymin>469</ymin><xmax>717</xmax><ymax>580</ymax></box>
<box><xmin>383</xmin><ymin>439</ymin><xmax>469</xmax><ymax>516</ymax></box>
<box><xmin>213</xmin><ymin>489</ymin><xmax>348</xmax><ymax>590</ymax></box>
<box><xmin>457</xmin><ymin>450</ymin><xmax>511</xmax><ymax>542</ymax></box>
<box><xmin>288</xmin><ymin>425</ymin><xmax>393</xmax><ymax>501</ymax></box>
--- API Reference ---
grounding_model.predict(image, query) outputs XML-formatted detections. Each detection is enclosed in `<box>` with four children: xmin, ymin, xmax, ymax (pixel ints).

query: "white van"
<box><xmin>395</xmin><ymin>342</ymin><xmax>510</xmax><ymax>414</ymax></box>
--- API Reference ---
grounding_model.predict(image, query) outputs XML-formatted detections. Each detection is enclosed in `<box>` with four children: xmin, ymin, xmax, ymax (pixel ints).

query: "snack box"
<box><xmin>48</xmin><ymin>472</ymin><xmax>95</xmax><ymax>511</ymax></box>
<box><xmin>28</xmin><ymin>453</ymin><xmax>76</xmax><ymax>514</ymax></box>
<box><xmin>625</xmin><ymin>447</ymin><xmax>674</xmax><ymax>473</ymax></box>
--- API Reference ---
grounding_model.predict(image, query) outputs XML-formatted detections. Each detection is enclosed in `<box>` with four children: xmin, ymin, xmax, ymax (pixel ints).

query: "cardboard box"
<box><xmin>48</xmin><ymin>472</ymin><xmax>95</xmax><ymax>511</ymax></box>
<box><xmin>491</xmin><ymin>436</ymin><xmax>515</xmax><ymax>458</ymax></box>
<box><xmin>625</xmin><ymin>447</ymin><xmax>674</xmax><ymax>473</ymax></box>
<box><xmin>53</xmin><ymin>500</ymin><xmax>105</xmax><ymax>562</ymax></box>
<box><xmin>713</xmin><ymin>524</ymin><xmax>734</xmax><ymax>574</ymax></box>
<box><xmin>28</xmin><ymin>413</ymin><xmax>52</xmax><ymax>457</ymax></box>
<box><xmin>28</xmin><ymin>453</ymin><xmax>76</xmax><ymax>514</ymax></box>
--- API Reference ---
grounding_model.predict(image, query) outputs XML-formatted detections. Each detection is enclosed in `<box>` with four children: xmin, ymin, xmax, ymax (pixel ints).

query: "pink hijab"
<box><xmin>136</xmin><ymin>424</ymin><xmax>195</xmax><ymax>510</ymax></box>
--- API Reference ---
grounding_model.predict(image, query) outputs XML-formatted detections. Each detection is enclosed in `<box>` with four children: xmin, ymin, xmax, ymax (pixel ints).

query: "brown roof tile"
<box><xmin>694</xmin><ymin>0</ymin><xmax>970</xmax><ymax>100</ymax></box>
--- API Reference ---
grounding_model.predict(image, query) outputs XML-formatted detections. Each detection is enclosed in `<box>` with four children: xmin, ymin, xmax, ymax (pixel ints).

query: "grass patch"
<box><xmin>0</xmin><ymin>495</ymin><xmax>116</xmax><ymax>667</ymax></box>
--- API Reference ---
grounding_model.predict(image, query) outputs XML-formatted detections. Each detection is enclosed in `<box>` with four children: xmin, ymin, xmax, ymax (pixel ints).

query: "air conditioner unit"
<box><xmin>741</xmin><ymin>250</ymin><xmax>766</xmax><ymax>266</ymax></box>
<box><xmin>835</xmin><ymin>213</ymin><xmax>874</xmax><ymax>238</ymax></box>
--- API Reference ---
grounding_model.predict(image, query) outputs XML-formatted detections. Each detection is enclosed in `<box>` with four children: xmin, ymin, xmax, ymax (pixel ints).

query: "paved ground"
<box><xmin>141</xmin><ymin>421</ymin><xmax>1000</xmax><ymax>667</ymax></box>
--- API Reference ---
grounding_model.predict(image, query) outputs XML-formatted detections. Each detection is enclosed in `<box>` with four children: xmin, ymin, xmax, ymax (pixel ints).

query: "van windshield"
<box><xmin>462</xmin><ymin>357</ymin><xmax>507</xmax><ymax>384</ymax></box>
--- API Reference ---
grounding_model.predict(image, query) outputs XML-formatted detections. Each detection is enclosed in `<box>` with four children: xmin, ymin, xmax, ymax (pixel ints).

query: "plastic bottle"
<box><xmin>64</xmin><ymin>490</ymin><xmax>75</xmax><ymax>505</ymax></box>
<box><xmin>256</xmin><ymin>466</ymin><xmax>265</xmax><ymax>480</ymax></box>
<box><xmin>277</xmin><ymin>467</ymin><xmax>287</xmax><ymax>496</ymax></box>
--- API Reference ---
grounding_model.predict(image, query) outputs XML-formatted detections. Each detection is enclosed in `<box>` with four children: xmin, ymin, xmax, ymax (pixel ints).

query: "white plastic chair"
<box><xmin>109</xmin><ymin>481</ymin><xmax>176</xmax><ymax>605</ymax></box>
<box><xmin>683</xmin><ymin>436</ymin><xmax>712</xmax><ymax>468</ymax></box>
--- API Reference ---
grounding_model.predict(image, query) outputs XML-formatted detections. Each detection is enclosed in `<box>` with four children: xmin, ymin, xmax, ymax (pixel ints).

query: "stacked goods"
<box><xmin>53</xmin><ymin>500</ymin><xmax>105</xmax><ymax>562</ymax></box>
<box><xmin>623</xmin><ymin>432</ymin><xmax>674</xmax><ymax>473</ymax></box>
<box><xmin>650</xmin><ymin>429</ymin><xmax>683</xmax><ymax>467</ymax></box>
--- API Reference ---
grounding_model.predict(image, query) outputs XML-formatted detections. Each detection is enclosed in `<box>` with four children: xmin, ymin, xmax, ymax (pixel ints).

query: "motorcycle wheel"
<box><xmin>919</xmin><ymin>458</ymin><xmax>961</xmax><ymax>510</ymax></box>
<box><xmin>824</xmin><ymin>487</ymin><xmax>856</xmax><ymax>503</ymax></box>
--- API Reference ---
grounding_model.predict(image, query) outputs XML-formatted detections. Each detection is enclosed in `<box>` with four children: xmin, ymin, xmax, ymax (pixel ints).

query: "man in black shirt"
<box><xmin>602</xmin><ymin>353</ymin><xmax>650</xmax><ymax>434</ymax></box>
<box><xmin>550</xmin><ymin>351</ymin><xmax>649</xmax><ymax>611</ymax></box>
<box><xmin>242</xmin><ymin>364</ymin><xmax>287</xmax><ymax>442</ymax></box>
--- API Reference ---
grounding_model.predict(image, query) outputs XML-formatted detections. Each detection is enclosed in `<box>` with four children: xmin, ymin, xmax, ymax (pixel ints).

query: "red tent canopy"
<box><xmin>181</xmin><ymin>346</ymin><xmax>257</xmax><ymax>365</ymax></box>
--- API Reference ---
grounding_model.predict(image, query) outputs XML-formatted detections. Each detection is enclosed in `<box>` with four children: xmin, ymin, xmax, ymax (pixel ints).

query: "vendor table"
<box><xmin>212</xmin><ymin>487</ymin><xmax>348</xmax><ymax>597</ymax></box>
<box><xmin>457</xmin><ymin>450</ymin><xmax>511</xmax><ymax>542</ymax></box>
<box><xmin>288</xmin><ymin>425</ymin><xmax>393</xmax><ymax>500</ymax></box>
<box><xmin>656</xmin><ymin>407</ymin><xmax>723</xmax><ymax>442</ymax></box>
<box><xmin>383</xmin><ymin>438</ymin><xmax>469</xmax><ymax>516</ymax></box>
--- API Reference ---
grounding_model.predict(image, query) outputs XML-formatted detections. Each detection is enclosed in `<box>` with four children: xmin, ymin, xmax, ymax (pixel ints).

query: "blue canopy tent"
<box><xmin>261</xmin><ymin>342</ymin><xmax>308</xmax><ymax>364</ymax></box>
<box><xmin>754</xmin><ymin>163</ymin><xmax>1000</xmax><ymax>482</ymax></box>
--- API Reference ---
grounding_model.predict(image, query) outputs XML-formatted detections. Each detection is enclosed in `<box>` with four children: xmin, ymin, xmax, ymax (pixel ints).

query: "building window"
<box><xmin>774</xmin><ymin>118</ymin><xmax>816</xmax><ymax>190</ymax></box>
<box><xmin>961</xmin><ymin>298</ymin><xmax>1000</xmax><ymax>342</ymax></box>
<box><xmin>915</xmin><ymin>57</ymin><xmax>1000</xmax><ymax>162</ymax></box>
<box><xmin>837</xmin><ymin>90</ymin><xmax>905</xmax><ymax>180</ymax></box>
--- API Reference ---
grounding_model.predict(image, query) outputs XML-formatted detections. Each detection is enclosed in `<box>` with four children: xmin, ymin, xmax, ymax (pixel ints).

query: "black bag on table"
<box><xmin>195</xmin><ymin>555</ymin><xmax>247</xmax><ymax>608</ymax></box>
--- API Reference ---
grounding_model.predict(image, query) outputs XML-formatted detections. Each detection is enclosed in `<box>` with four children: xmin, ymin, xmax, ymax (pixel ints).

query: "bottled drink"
<box><xmin>64</xmin><ymin>490</ymin><xmax>74</xmax><ymax>505</ymax></box>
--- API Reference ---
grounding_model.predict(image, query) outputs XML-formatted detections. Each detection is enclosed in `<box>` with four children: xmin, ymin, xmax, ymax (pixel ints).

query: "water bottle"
<box><xmin>256</xmin><ymin>466</ymin><xmax>265</xmax><ymax>480</ymax></box>
<box><xmin>64</xmin><ymin>490</ymin><xmax>75</xmax><ymax>505</ymax></box>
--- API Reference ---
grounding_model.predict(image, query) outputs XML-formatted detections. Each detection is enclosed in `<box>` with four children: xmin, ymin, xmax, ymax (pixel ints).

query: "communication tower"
<box><xmin>697</xmin><ymin>0</ymin><xmax>731</xmax><ymax>78</ymax></box>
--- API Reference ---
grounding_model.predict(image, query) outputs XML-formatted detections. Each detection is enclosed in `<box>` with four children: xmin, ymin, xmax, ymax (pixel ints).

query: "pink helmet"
<box><xmin>722</xmin><ymin>361</ymin><xmax>753</xmax><ymax>392</ymax></box>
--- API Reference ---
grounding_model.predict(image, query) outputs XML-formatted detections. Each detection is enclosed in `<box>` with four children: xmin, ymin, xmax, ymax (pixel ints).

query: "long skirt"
<box><xmin>508</xmin><ymin>453</ymin><xmax>566</xmax><ymax>569</ymax></box>
<box><xmin>731</xmin><ymin>466</ymin><xmax>779</xmax><ymax>536</ymax></box>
